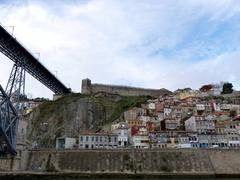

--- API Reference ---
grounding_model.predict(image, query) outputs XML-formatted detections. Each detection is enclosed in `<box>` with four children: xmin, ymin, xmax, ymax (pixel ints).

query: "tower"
<box><xmin>81</xmin><ymin>78</ymin><xmax>92</xmax><ymax>94</ymax></box>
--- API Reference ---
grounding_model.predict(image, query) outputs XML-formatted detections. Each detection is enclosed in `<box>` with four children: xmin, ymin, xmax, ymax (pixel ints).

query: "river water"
<box><xmin>1</xmin><ymin>177</ymin><xmax>238</xmax><ymax>180</ymax></box>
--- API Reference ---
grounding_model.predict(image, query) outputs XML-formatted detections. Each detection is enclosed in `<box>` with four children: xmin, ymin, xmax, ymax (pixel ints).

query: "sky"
<box><xmin>0</xmin><ymin>0</ymin><xmax>240</xmax><ymax>98</ymax></box>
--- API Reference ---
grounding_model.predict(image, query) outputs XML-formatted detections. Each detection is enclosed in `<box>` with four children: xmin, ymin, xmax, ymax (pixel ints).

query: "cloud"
<box><xmin>0</xmin><ymin>0</ymin><xmax>240</xmax><ymax>98</ymax></box>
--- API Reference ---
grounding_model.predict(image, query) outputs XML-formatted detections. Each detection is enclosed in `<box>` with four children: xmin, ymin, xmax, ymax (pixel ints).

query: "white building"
<box><xmin>139</xmin><ymin>115</ymin><xmax>150</xmax><ymax>125</ymax></box>
<box><xmin>79</xmin><ymin>133</ymin><xmax>118</xmax><ymax>149</ymax></box>
<box><xmin>164</xmin><ymin>107</ymin><xmax>172</xmax><ymax>118</ymax></box>
<box><xmin>157</xmin><ymin>112</ymin><xmax>164</xmax><ymax>121</ymax></box>
<box><xmin>185</xmin><ymin>116</ymin><xmax>215</xmax><ymax>134</ymax></box>
<box><xmin>177</xmin><ymin>133</ymin><xmax>198</xmax><ymax>148</ymax></box>
<box><xmin>132</xmin><ymin>135</ymin><xmax>149</xmax><ymax>149</ymax></box>
<box><xmin>221</xmin><ymin>104</ymin><xmax>240</xmax><ymax>111</ymax></box>
<box><xmin>138</xmin><ymin>126</ymin><xmax>148</xmax><ymax>135</ymax></box>
<box><xmin>196</xmin><ymin>103</ymin><xmax>205</xmax><ymax>111</ymax></box>
<box><xmin>56</xmin><ymin>137</ymin><xmax>76</xmax><ymax>149</ymax></box>
<box><xmin>185</xmin><ymin>116</ymin><xmax>197</xmax><ymax>132</ymax></box>
<box><xmin>212</xmin><ymin>102</ymin><xmax>221</xmax><ymax>112</ymax></box>
<box><xmin>226</xmin><ymin>120</ymin><xmax>240</xmax><ymax>148</ymax></box>
<box><xmin>165</xmin><ymin>119</ymin><xmax>178</xmax><ymax>130</ymax></box>
<box><xmin>148</xmin><ymin>103</ymin><xmax>156</xmax><ymax>110</ymax></box>
<box><xmin>112</xmin><ymin>124</ymin><xmax>129</xmax><ymax>147</ymax></box>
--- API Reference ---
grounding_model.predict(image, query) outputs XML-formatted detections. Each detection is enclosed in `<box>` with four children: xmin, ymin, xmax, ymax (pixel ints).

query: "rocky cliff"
<box><xmin>25</xmin><ymin>93</ymin><xmax>149</xmax><ymax>148</ymax></box>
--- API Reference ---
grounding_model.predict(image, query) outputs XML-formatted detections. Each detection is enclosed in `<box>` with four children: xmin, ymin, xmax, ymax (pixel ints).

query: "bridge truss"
<box><xmin>0</xmin><ymin>24</ymin><xmax>71</xmax><ymax>155</ymax></box>
<box><xmin>0</xmin><ymin>24</ymin><xmax>71</xmax><ymax>95</ymax></box>
<box><xmin>0</xmin><ymin>85</ymin><xmax>18</xmax><ymax>155</ymax></box>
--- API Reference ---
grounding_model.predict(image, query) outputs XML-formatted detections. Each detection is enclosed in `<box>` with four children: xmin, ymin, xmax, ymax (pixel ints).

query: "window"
<box><xmin>80</xmin><ymin>136</ymin><xmax>83</xmax><ymax>142</ymax></box>
<box><xmin>92</xmin><ymin>136</ymin><xmax>94</xmax><ymax>142</ymax></box>
<box><xmin>96</xmin><ymin>136</ymin><xmax>98</xmax><ymax>142</ymax></box>
<box><xmin>100</xmin><ymin>137</ymin><xmax>102</xmax><ymax>142</ymax></box>
<box><xmin>86</xmin><ymin>136</ymin><xmax>88</xmax><ymax>142</ymax></box>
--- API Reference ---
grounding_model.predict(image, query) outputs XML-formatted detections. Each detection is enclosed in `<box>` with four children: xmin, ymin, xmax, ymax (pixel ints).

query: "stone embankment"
<box><xmin>1</xmin><ymin>149</ymin><xmax>240</xmax><ymax>177</ymax></box>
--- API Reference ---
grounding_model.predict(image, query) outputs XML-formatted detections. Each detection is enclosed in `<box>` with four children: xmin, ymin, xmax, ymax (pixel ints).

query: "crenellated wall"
<box><xmin>81</xmin><ymin>79</ymin><xmax>171</xmax><ymax>97</ymax></box>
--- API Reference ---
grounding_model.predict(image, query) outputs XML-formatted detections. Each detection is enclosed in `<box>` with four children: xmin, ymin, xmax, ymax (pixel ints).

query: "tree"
<box><xmin>230</xmin><ymin>110</ymin><xmax>237</xmax><ymax>118</ymax></box>
<box><xmin>222</xmin><ymin>83</ymin><xmax>233</xmax><ymax>94</ymax></box>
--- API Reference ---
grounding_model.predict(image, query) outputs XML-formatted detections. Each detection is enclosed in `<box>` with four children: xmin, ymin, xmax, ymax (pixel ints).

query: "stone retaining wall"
<box><xmin>22</xmin><ymin>149</ymin><xmax>240</xmax><ymax>176</ymax></box>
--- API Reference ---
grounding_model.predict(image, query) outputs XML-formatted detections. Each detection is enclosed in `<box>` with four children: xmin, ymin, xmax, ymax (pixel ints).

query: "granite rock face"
<box><xmin>25</xmin><ymin>93</ymin><xmax>148</xmax><ymax>148</ymax></box>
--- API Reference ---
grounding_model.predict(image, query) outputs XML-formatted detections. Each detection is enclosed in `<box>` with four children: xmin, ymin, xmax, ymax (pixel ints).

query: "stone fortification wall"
<box><xmin>23</xmin><ymin>149</ymin><xmax>240</xmax><ymax>176</ymax></box>
<box><xmin>81</xmin><ymin>79</ymin><xmax>171</xmax><ymax>97</ymax></box>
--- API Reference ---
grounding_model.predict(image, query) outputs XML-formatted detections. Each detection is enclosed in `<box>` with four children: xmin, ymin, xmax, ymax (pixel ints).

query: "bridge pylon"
<box><xmin>6</xmin><ymin>63</ymin><xmax>26</xmax><ymax>109</ymax></box>
<box><xmin>0</xmin><ymin>84</ymin><xmax>18</xmax><ymax>156</ymax></box>
<box><xmin>0</xmin><ymin>63</ymin><xmax>26</xmax><ymax>156</ymax></box>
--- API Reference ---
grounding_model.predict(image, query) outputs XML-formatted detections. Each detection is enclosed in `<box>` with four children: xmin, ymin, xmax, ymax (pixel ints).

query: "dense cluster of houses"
<box><xmin>18</xmin><ymin>97</ymin><xmax>49</xmax><ymax>115</ymax></box>
<box><xmin>56</xmin><ymin>84</ymin><xmax>240</xmax><ymax>150</ymax></box>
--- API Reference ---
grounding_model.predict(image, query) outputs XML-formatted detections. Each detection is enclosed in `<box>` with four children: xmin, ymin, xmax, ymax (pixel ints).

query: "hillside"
<box><xmin>25</xmin><ymin>93</ymin><xmax>150</xmax><ymax>148</ymax></box>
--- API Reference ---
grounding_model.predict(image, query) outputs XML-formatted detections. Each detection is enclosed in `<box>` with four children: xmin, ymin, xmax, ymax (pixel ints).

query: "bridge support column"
<box><xmin>0</xmin><ymin>85</ymin><xmax>18</xmax><ymax>156</ymax></box>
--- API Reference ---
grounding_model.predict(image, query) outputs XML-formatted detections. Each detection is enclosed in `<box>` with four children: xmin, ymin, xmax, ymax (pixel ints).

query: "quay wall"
<box><xmin>15</xmin><ymin>149</ymin><xmax>240</xmax><ymax>176</ymax></box>
<box><xmin>81</xmin><ymin>79</ymin><xmax>171</xmax><ymax>97</ymax></box>
<box><xmin>0</xmin><ymin>150</ymin><xmax>28</xmax><ymax>172</ymax></box>
<box><xmin>0</xmin><ymin>157</ymin><xmax>20</xmax><ymax>172</ymax></box>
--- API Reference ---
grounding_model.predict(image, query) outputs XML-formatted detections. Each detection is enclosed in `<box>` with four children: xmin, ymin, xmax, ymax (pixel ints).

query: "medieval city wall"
<box><xmin>81</xmin><ymin>79</ymin><xmax>171</xmax><ymax>97</ymax></box>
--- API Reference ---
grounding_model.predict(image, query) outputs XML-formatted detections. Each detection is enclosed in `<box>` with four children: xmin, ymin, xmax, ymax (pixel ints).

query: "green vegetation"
<box><xmin>35</xmin><ymin>93</ymin><xmax>149</xmax><ymax>125</ymax></box>
<box><xmin>93</xmin><ymin>94</ymin><xmax>149</xmax><ymax>126</ymax></box>
<box><xmin>222</xmin><ymin>83</ymin><xmax>233</xmax><ymax>94</ymax></box>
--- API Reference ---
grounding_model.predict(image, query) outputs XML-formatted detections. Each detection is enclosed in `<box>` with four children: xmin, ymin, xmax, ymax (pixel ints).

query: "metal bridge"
<box><xmin>0</xmin><ymin>24</ymin><xmax>71</xmax><ymax>155</ymax></box>
<box><xmin>0</xmin><ymin>25</ymin><xmax>71</xmax><ymax>95</ymax></box>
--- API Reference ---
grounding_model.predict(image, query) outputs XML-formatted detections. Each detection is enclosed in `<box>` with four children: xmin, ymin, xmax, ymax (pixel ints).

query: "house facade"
<box><xmin>79</xmin><ymin>133</ymin><xmax>118</xmax><ymax>149</ymax></box>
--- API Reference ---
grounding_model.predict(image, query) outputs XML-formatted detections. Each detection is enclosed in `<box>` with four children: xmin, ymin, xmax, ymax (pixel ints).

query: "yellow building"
<box><xmin>176</xmin><ymin>89</ymin><xmax>197</xmax><ymax>100</ymax></box>
<box><xmin>128</xmin><ymin>119</ymin><xmax>143</xmax><ymax>127</ymax></box>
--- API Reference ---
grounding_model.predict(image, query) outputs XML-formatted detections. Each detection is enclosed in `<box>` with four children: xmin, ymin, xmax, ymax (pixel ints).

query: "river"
<box><xmin>1</xmin><ymin>176</ymin><xmax>239</xmax><ymax>180</ymax></box>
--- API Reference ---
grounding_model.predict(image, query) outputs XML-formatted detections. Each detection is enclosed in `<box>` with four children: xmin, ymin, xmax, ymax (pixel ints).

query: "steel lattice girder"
<box><xmin>6</xmin><ymin>63</ymin><xmax>26</xmax><ymax>103</ymax></box>
<box><xmin>0</xmin><ymin>25</ymin><xmax>71</xmax><ymax>95</ymax></box>
<box><xmin>0</xmin><ymin>85</ymin><xmax>18</xmax><ymax>155</ymax></box>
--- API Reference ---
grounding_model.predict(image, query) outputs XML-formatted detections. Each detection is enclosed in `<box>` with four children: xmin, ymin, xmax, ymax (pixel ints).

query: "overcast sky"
<box><xmin>0</xmin><ymin>0</ymin><xmax>240</xmax><ymax>98</ymax></box>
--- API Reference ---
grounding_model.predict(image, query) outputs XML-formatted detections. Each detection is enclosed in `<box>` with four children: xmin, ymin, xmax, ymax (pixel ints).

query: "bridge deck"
<box><xmin>0</xmin><ymin>25</ymin><xmax>71</xmax><ymax>95</ymax></box>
